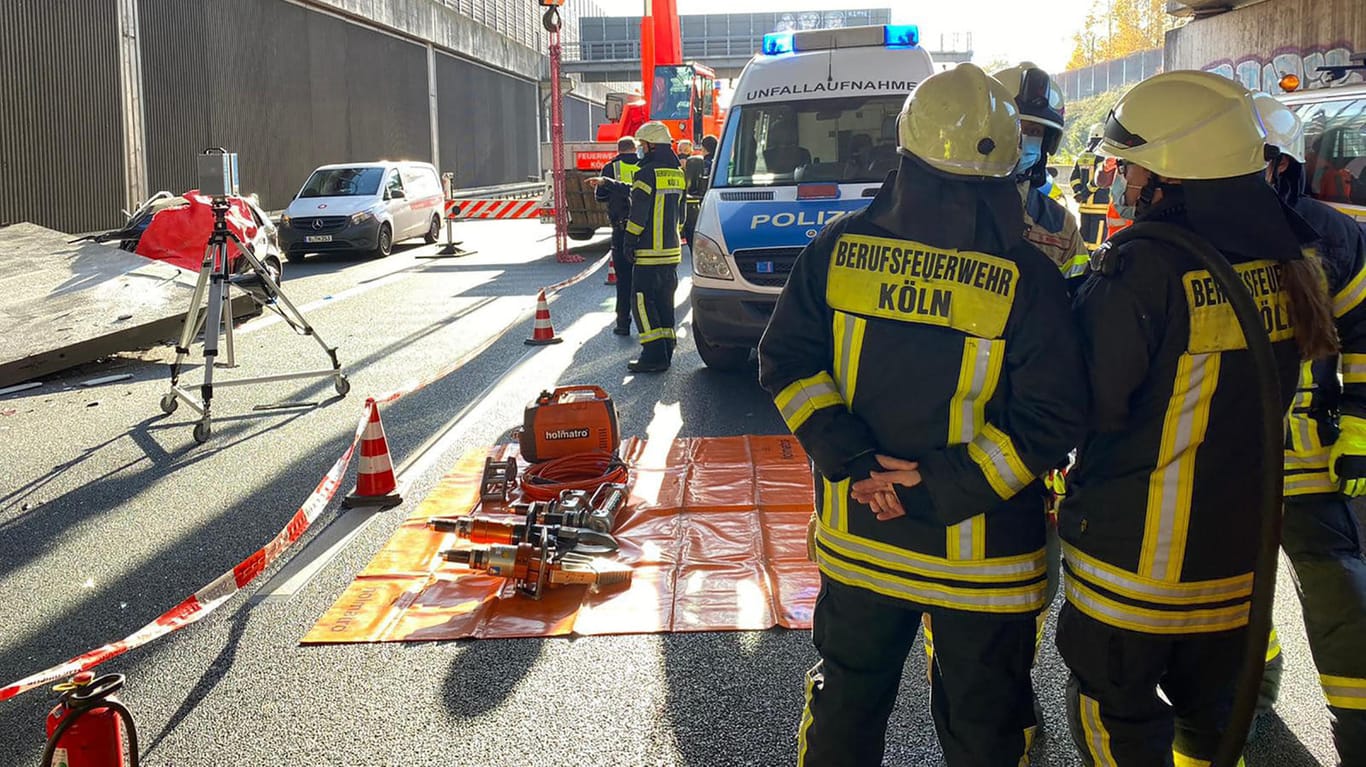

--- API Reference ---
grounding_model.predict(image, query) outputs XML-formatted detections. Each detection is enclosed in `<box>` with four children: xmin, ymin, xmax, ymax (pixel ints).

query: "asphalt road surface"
<box><xmin>0</xmin><ymin>219</ymin><xmax>1341</xmax><ymax>765</ymax></box>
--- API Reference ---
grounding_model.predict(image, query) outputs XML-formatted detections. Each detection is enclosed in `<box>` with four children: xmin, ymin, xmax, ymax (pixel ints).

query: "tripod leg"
<box><xmin>195</xmin><ymin>244</ymin><xmax>228</xmax><ymax>442</ymax></box>
<box><xmin>168</xmin><ymin>256</ymin><xmax>213</xmax><ymax>385</ymax></box>
<box><xmin>229</xmin><ymin>232</ymin><xmax>342</xmax><ymax>369</ymax></box>
<box><xmin>222</xmin><ymin>278</ymin><xmax>236</xmax><ymax>368</ymax></box>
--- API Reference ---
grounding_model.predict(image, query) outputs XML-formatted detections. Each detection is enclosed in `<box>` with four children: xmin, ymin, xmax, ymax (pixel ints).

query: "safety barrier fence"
<box><xmin>0</xmin><ymin>251</ymin><xmax>609</xmax><ymax>702</ymax></box>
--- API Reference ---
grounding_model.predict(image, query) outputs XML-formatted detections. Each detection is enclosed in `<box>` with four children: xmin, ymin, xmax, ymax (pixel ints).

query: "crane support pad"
<box><xmin>304</xmin><ymin>434</ymin><xmax>819</xmax><ymax>643</ymax></box>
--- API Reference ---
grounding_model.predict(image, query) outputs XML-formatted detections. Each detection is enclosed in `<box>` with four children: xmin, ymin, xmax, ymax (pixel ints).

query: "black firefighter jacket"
<box><xmin>595</xmin><ymin>152</ymin><xmax>639</xmax><ymax>225</ymax></box>
<box><xmin>758</xmin><ymin>164</ymin><xmax>1088</xmax><ymax>617</ymax></box>
<box><xmin>1283</xmin><ymin>195</ymin><xmax>1366</xmax><ymax>496</ymax></box>
<box><xmin>1063</xmin><ymin>184</ymin><xmax>1307</xmax><ymax>637</ymax></box>
<box><xmin>600</xmin><ymin>147</ymin><xmax>685</xmax><ymax>266</ymax></box>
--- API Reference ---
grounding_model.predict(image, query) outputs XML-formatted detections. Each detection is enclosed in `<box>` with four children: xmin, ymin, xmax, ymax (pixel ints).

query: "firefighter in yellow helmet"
<box><xmin>588</xmin><ymin>121</ymin><xmax>686</xmax><ymax>372</ymax></box>
<box><xmin>1251</xmin><ymin>92</ymin><xmax>1366</xmax><ymax>764</ymax></box>
<box><xmin>993</xmin><ymin>63</ymin><xmax>1090</xmax><ymax>285</ymax></box>
<box><xmin>1061</xmin><ymin>71</ymin><xmax>1336</xmax><ymax>766</ymax></box>
<box><xmin>759</xmin><ymin>62</ymin><xmax>1087</xmax><ymax>766</ymax></box>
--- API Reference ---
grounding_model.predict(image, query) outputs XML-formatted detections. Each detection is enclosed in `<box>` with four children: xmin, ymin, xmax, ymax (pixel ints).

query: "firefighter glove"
<box><xmin>1331</xmin><ymin>415</ymin><xmax>1366</xmax><ymax>497</ymax></box>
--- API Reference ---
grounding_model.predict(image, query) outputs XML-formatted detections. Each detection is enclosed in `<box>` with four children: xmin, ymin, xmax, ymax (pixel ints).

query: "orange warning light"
<box><xmin>1280</xmin><ymin>73</ymin><xmax>1302</xmax><ymax>93</ymax></box>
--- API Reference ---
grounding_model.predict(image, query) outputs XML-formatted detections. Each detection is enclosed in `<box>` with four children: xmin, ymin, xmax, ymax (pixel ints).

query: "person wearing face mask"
<box><xmin>1061</xmin><ymin>71</ymin><xmax>1338</xmax><ymax>766</ymax></box>
<box><xmin>587</xmin><ymin>121</ymin><xmax>685</xmax><ymax>372</ymax></box>
<box><xmin>759</xmin><ymin>62</ymin><xmax>1087</xmax><ymax>767</ymax></box>
<box><xmin>1249</xmin><ymin>92</ymin><xmax>1366</xmax><ymax>765</ymax></box>
<box><xmin>993</xmin><ymin>64</ymin><xmax>1091</xmax><ymax>286</ymax></box>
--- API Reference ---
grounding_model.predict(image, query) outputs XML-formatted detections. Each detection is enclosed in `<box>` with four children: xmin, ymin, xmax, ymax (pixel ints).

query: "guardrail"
<box><xmin>449</xmin><ymin>181</ymin><xmax>546</xmax><ymax>200</ymax></box>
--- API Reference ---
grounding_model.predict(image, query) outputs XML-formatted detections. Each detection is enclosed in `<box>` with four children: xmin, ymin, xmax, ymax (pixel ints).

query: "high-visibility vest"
<box><xmin>1106</xmin><ymin>202</ymin><xmax>1132</xmax><ymax>237</ymax></box>
<box><xmin>612</xmin><ymin>159</ymin><xmax>639</xmax><ymax>185</ymax></box>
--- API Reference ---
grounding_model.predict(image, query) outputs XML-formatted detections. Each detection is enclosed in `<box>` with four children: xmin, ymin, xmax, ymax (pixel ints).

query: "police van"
<box><xmin>1279</xmin><ymin>80</ymin><xmax>1366</xmax><ymax>223</ymax></box>
<box><xmin>689</xmin><ymin>24</ymin><xmax>936</xmax><ymax>370</ymax></box>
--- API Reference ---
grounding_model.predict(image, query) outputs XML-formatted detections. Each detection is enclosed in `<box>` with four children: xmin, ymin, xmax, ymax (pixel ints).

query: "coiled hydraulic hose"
<box><xmin>1107</xmin><ymin>222</ymin><xmax>1282</xmax><ymax>767</ymax></box>
<box><xmin>519</xmin><ymin>452</ymin><xmax>630</xmax><ymax>502</ymax></box>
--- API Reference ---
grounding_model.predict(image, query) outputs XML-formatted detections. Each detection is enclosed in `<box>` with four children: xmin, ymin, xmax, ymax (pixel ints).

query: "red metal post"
<box><xmin>548</xmin><ymin>23</ymin><xmax>579</xmax><ymax>263</ymax></box>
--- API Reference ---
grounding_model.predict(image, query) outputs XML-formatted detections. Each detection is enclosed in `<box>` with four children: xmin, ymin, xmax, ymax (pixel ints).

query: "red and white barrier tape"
<box><xmin>0</xmin><ymin>251</ymin><xmax>607</xmax><ymax>702</ymax></box>
<box><xmin>445</xmin><ymin>199</ymin><xmax>544</xmax><ymax>220</ymax></box>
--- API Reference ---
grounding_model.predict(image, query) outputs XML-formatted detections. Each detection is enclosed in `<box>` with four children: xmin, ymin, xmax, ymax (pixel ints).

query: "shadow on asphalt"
<box><xmin>1245</xmin><ymin>711</ymin><xmax>1325</xmax><ymax>766</ymax></box>
<box><xmin>139</xmin><ymin>608</ymin><xmax>253</xmax><ymax>758</ymax></box>
<box><xmin>442</xmin><ymin>638</ymin><xmax>546</xmax><ymax>719</ymax></box>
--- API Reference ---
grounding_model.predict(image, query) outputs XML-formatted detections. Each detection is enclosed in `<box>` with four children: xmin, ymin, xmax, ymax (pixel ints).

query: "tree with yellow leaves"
<box><xmin>1067</xmin><ymin>0</ymin><xmax>1177</xmax><ymax>70</ymax></box>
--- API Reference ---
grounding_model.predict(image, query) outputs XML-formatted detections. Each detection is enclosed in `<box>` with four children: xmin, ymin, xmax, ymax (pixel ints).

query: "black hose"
<box><xmin>1108</xmin><ymin>222</ymin><xmax>1283</xmax><ymax>767</ymax></box>
<box><xmin>40</xmin><ymin>674</ymin><xmax>140</xmax><ymax>767</ymax></box>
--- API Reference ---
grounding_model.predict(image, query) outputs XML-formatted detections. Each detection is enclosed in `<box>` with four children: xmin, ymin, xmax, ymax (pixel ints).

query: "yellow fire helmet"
<box><xmin>897</xmin><ymin>62</ymin><xmax>1021</xmax><ymax>179</ymax></box>
<box><xmin>634</xmin><ymin>121</ymin><xmax>674</xmax><ymax>147</ymax></box>
<box><xmin>1252</xmin><ymin>92</ymin><xmax>1306</xmax><ymax>164</ymax></box>
<box><xmin>1097</xmin><ymin>70</ymin><xmax>1267</xmax><ymax>180</ymax></box>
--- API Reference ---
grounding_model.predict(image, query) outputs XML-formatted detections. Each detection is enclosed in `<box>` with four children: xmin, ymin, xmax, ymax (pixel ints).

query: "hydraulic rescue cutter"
<box><xmin>440</xmin><ymin>531</ymin><xmax>633</xmax><ymax>600</ymax></box>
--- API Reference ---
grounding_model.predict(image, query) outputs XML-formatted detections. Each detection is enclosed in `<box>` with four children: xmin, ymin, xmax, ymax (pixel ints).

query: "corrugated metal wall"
<box><xmin>140</xmin><ymin>0</ymin><xmax>432</xmax><ymax>212</ymax></box>
<box><xmin>435</xmin><ymin>52</ymin><xmax>538</xmax><ymax>187</ymax></box>
<box><xmin>0</xmin><ymin>0</ymin><xmax>126</xmax><ymax>233</ymax></box>
<box><xmin>3</xmin><ymin>0</ymin><xmax>595</xmax><ymax>231</ymax></box>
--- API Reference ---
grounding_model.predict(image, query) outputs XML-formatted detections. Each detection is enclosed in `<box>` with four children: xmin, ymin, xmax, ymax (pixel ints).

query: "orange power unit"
<box><xmin>520</xmin><ymin>386</ymin><xmax>620</xmax><ymax>463</ymax></box>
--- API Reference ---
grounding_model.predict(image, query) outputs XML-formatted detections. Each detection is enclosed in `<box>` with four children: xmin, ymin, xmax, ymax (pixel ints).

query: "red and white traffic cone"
<box><xmin>605</xmin><ymin>259</ymin><xmax>617</xmax><ymax>285</ymax></box>
<box><xmin>344</xmin><ymin>398</ymin><xmax>403</xmax><ymax>508</ymax></box>
<box><xmin>524</xmin><ymin>289</ymin><xmax>563</xmax><ymax>346</ymax></box>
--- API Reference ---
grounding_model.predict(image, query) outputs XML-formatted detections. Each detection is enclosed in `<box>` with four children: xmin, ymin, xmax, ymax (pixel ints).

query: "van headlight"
<box><xmin>350</xmin><ymin>210</ymin><xmax>373</xmax><ymax>225</ymax></box>
<box><xmin>691</xmin><ymin>233</ymin><xmax>733</xmax><ymax>280</ymax></box>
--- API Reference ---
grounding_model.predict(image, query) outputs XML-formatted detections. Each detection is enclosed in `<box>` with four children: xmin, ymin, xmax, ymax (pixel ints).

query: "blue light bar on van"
<box><xmin>761</xmin><ymin>24</ymin><xmax>919</xmax><ymax>56</ymax></box>
<box><xmin>762</xmin><ymin>32</ymin><xmax>795</xmax><ymax>56</ymax></box>
<box><xmin>884</xmin><ymin>25</ymin><xmax>920</xmax><ymax>48</ymax></box>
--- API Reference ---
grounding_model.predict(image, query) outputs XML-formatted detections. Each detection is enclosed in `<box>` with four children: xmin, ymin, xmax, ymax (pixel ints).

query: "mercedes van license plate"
<box><xmin>305</xmin><ymin>235</ymin><xmax>333</xmax><ymax>243</ymax></box>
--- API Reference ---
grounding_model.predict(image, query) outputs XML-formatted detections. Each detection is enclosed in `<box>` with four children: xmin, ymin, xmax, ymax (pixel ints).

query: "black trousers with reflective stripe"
<box><xmin>1079</xmin><ymin>212</ymin><xmax>1106</xmax><ymax>251</ymax></box>
<box><xmin>610</xmin><ymin>223</ymin><xmax>634</xmax><ymax>330</ymax></box>
<box><xmin>1275</xmin><ymin>493</ymin><xmax>1366</xmax><ymax>762</ymax></box>
<box><xmin>799</xmin><ymin>576</ymin><xmax>1035</xmax><ymax>767</ymax></box>
<box><xmin>1057</xmin><ymin>603</ymin><xmax>1243</xmax><ymax>766</ymax></box>
<box><xmin>631</xmin><ymin>262</ymin><xmax>677</xmax><ymax>363</ymax></box>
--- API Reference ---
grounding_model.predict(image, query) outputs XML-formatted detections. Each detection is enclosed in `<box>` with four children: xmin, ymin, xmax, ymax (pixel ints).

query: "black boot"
<box><xmin>627</xmin><ymin>358</ymin><xmax>670</xmax><ymax>373</ymax></box>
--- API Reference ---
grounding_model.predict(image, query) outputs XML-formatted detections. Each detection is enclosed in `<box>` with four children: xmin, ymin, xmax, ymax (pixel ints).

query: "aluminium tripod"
<box><xmin>160</xmin><ymin>196</ymin><xmax>348</xmax><ymax>443</ymax></box>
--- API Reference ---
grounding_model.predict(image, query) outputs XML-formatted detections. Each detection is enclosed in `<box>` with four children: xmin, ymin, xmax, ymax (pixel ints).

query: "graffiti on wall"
<box><xmin>1204</xmin><ymin>42</ymin><xmax>1361</xmax><ymax>92</ymax></box>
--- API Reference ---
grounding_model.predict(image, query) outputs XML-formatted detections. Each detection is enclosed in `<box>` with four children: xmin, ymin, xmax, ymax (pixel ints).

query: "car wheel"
<box><xmin>568</xmin><ymin>227</ymin><xmax>596</xmax><ymax>241</ymax></box>
<box><xmin>694</xmin><ymin>319</ymin><xmax>751</xmax><ymax>371</ymax></box>
<box><xmin>373</xmin><ymin>223</ymin><xmax>393</xmax><ymax>258</ymax></box>
<box><xmin>423</xmin><ymin>215</ymin><xmax>441</xmax><ymax>244</ymax></box>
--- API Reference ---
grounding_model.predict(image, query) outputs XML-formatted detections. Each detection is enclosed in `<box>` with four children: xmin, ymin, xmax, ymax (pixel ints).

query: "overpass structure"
<box><xmin>565</xmin><ymin>11</ymin><xmax>974</xmax><ymax>82</ymax></box>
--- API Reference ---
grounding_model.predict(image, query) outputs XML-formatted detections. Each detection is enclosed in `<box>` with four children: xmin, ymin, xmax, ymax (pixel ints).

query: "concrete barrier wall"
<box><xmin>1166</xmin><ymin>0</ymin><xmax>1365</xmax><ymax>92</ymax></box>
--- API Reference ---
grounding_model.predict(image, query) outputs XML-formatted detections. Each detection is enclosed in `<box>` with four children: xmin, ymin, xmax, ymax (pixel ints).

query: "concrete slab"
<box><xmin>0</xmin><ymin>223</ymin><xmax>254</xmax><ymax>387</ymax></box>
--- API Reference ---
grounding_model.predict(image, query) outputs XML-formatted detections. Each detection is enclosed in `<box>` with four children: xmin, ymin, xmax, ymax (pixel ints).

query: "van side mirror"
<box><xmin>389</xmin><ymin>188</ymin><xmax>405</xmax><ymax>200</ymax></box>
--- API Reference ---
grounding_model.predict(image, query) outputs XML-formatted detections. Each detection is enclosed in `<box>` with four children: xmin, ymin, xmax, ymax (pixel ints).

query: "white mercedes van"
<box><xmin>280</xmin><ymin>161</ymin><xmax>444</xmax><ymax>261</ymax></box>
<box><xmin>689</xmin><ymin>25</ymin><xmax>936</xmax><ymax>370</ymax></box>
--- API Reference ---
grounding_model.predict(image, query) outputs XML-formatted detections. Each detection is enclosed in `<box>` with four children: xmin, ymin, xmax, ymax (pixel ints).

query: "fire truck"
<box><xmin>544</xmin><ymin>0</ymin><xmax>727</xmax><ymax>239</ymax></box>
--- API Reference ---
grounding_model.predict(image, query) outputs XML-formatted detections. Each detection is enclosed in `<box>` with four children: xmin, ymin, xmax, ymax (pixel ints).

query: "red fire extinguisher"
<box><xmin>42</xmin><ymin>672</ymin><xmax>139</xmax><ymax>767</ymax></box>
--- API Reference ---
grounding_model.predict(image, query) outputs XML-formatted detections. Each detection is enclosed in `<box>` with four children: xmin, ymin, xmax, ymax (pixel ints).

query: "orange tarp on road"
<box><xmin>303</xmin><ymin>435</ymin><xmax>819</xmax><ymax>644</ymax></box>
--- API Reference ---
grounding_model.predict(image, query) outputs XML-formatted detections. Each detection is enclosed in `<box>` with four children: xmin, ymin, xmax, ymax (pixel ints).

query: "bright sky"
<box><xmin>591</xmin><ymin>0</ymin><xmax>1095</xmax><ymax>74</ymax></box>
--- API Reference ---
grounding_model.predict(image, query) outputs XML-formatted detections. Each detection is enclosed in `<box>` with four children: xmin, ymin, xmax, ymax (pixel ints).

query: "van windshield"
<box><xmin>299</xmin><ymin>167</ymin><xmax>384</xmax><ymax>198</ymax></box>
<box><xmin>720</xmin><ymin>95</ymin><xmax>906</xmax><ymax>187</ymax></box>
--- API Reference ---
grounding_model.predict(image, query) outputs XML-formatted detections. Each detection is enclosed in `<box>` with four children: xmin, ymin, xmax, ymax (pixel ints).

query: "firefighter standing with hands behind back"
<box><xmin>1060</xmin><ymin>71</ymin><xmax>1337</xmax><ymax>766</ymax></box>
<box><xmin>588</xmin><ymin>121</ymin><xmax>685</xmax><ymax>373</ymax></box>
<box><xmin>596</xmin><ymin>136</ymin><xmax>641</xmax><ymax>336</ymax></box>
<box><xmin>759</xmin><ymin>62</ymin><xmax>1087</xmax><ymax>767</ymax></box>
